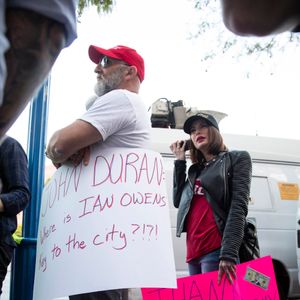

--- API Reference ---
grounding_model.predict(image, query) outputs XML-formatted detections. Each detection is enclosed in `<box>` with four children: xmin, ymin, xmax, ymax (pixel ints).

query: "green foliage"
<box><xmin>77</xmin><ymin>0</ymin><xmax>115</xmax><ymax>17</ymax></box>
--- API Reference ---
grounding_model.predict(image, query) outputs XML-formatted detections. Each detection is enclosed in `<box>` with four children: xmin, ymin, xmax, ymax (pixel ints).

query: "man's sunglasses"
<box><xmin>99</xmin><ymin>56</ymin><xmax>129</xmax><ymax>68</ymax></box>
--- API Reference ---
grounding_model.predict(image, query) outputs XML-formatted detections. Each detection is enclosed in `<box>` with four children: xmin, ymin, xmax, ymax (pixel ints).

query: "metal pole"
<box><xmin>10</xmin><ymin>79</ymin><xmax>50</xmax><ymax>300</ymax></box>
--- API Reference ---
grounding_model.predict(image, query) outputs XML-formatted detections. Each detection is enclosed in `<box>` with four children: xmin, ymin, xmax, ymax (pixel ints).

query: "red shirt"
<box><xmin>186</xmin><ymin>179</ymin><xmax>222</xmax><ymax>262</ymax></box>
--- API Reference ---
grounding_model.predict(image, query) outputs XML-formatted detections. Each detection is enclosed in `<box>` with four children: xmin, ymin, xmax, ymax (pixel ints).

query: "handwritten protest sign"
<box><xmin>33</xmin><ymin>147</ymin><xmax>176</xmax><ymax>300</ymax></box>
<box><xmin>142</xmin><ymin>256</ymin><xmax>279</xmax><ymax>300</ymax></box>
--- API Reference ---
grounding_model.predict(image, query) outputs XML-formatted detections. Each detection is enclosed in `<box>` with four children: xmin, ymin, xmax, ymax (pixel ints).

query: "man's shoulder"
<box><xmin>107</xmin><ymin>89</ymin><xmax>139</xmax><ymax>99</ymax></box>
<box><xmin>0</xmin><ymin>135</ymin><xmax>23</xmax><ymax>151</ymax></box>
<box><xmin>101</xmin><ymin>89</ymin><xmax>133</xmax><ymax>99</ymax></box>
<box><xmin>0</xmin><ymin>135</ymin><xmax>14</xmax><ymax>146</ymax></box>
<box><xmin>97</xmin><ymin>89</ymin><xmax>142</xmax><ymax>107</ymax></box>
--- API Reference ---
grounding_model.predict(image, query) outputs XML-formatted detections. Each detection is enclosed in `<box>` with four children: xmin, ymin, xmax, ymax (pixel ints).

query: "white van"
<box><xmin>150</xmin><ymin>127</ymin><xmax>300</xmax><ymax>299</ymax></box>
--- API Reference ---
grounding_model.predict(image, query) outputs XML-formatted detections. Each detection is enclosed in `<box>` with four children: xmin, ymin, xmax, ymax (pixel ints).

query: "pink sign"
<box><xmin>142</xmin><ymin>256</ymin><xmax>279</xmax><ymax>300</ymax></box>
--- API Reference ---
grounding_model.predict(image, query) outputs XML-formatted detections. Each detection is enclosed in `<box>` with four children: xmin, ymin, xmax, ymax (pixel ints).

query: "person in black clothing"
<box><xmin>170</xmin><ymin>113</ymin><xmax>252</xmax><ymax>284</ymax></box>
<box><xmin>0</xmin><ymin>135</ymin><xmax>30</xmax><ymax>295</ymax></box>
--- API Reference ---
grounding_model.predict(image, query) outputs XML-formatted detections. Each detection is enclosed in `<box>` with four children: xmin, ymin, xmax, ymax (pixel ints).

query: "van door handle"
<box><xmin>298</xmin><ymin>220</ymin><xmax>300</xmax><ymax>225</ymax></box>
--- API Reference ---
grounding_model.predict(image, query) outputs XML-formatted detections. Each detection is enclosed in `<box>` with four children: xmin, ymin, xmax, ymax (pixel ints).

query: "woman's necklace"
<box><xmin>204</xmin><ymin>156</ymin><xmax>217</xmax><ymax>168</ymax></box>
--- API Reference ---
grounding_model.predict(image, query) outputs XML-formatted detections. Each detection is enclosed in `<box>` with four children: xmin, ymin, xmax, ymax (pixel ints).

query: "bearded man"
<box><xmin>46</xmin><ymin>45</ymin><xmax>151</xmax><ymax>300</ymax></box>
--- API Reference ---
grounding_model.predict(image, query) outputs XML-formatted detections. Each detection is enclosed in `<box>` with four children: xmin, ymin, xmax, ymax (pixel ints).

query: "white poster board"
<box><xmin>33</xmin><ymin>147</ymin><xmax>176</xmax><ymax>300</ymax></box>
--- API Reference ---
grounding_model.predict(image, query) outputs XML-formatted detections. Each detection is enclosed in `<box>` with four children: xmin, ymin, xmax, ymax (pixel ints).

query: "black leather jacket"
<box><xmin>173</xmin><ymin>150</ymin><xmax>252</xmax><ymax>263</ymax></box>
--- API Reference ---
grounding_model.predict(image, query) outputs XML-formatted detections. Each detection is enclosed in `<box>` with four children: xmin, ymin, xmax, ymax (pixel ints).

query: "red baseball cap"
<box><xmin>88</xmin><ymin>45</ymin><xmax>145</xmax><ymax>82</ymax></box>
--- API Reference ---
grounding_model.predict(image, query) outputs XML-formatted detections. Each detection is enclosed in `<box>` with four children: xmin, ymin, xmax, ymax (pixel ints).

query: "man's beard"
<box><xmin>94</xmin><ymin>68</ymin><xmax>124</xmax><ymax>97</ymax></box>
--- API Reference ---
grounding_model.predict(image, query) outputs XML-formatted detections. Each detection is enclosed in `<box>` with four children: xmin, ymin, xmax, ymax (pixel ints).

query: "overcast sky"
<box><xmin>8</xmin><ymin>0</ymin><xmax>300</xmax><ymax>151</ymax></box>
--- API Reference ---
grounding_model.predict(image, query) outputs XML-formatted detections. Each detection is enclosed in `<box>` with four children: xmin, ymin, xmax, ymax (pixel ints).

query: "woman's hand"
<box><xmin>218</xmin><ymin>259</ymin><xmax>237</xmax><ymax>285</ymax></box>
<box><xmin>170</xmin><ymin>140</ymin><xmax>186</xmax><ymax>160</ymax></box>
